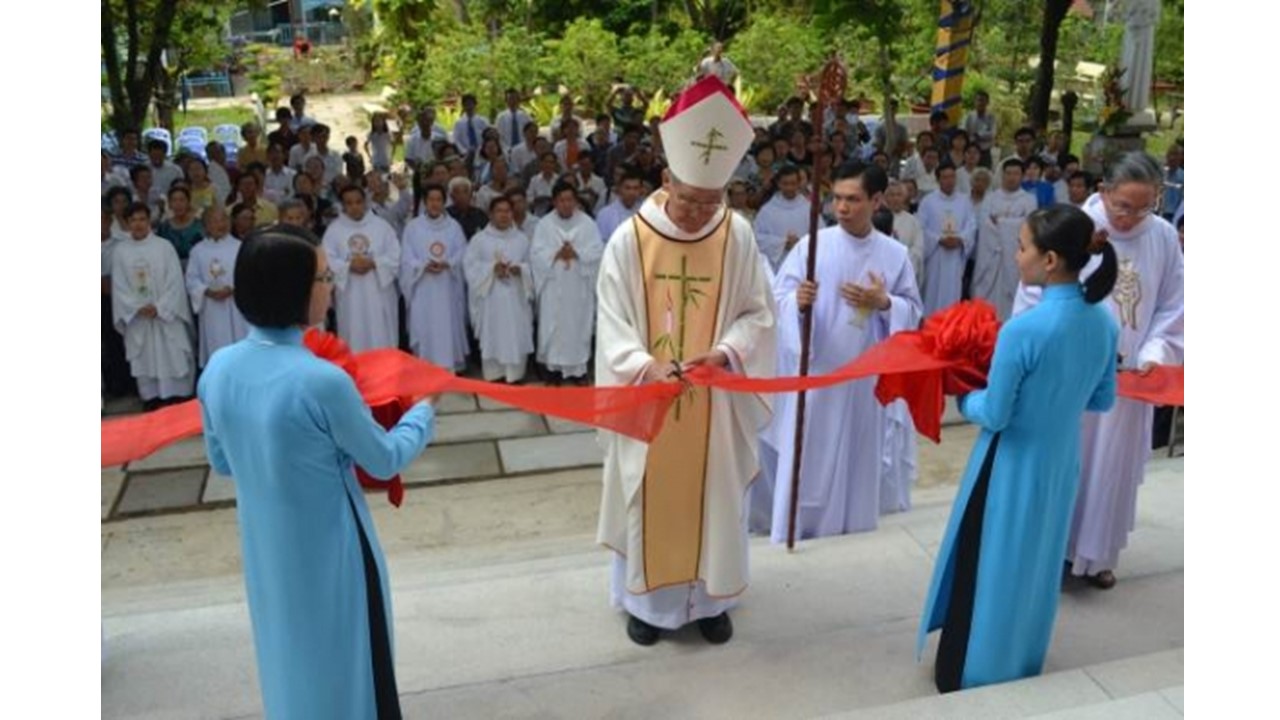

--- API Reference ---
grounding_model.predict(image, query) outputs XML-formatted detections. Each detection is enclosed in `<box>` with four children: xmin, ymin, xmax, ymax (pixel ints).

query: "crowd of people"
<box><xmin>102</xmin><ymin>67</ymin><xmax>1184</xmax><ymax>710</ymax></box>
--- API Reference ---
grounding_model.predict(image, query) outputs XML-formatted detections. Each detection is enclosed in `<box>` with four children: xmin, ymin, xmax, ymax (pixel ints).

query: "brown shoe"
<box><xmin>1088</xmin><ymin>570</ymin><xmax>1117</xmax><ymax>590</ymax></box>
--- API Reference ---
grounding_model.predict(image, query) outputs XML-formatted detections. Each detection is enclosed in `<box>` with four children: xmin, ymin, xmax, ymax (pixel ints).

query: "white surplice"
<box><xmin>463</xmin><ymin>224</ymin><xmax>535</xmax><ymax>382</ymax></box>
<box><xmin>400</xmin><ymin>212</ymin><xmax>469</xmax><ymax>371</ymax></box>
<box><xmin>973</xmin><ymin>187</ymin><xmax>1037</xmax><ymax>320</ymax></box>
<box><xmin>596</xmin><ymin>192</ymin><xmax>776</xmax><ymax>628</ymax></box>
<box><xmin>761</xmin><ymin>225</ymin><xmax>922</xmax><ymax>542</ymax></box>
<box><xmin>919</xmin><ymin>188</ymin><xmax>977</xmax><ymax>317</ymax></box>
<box><xmin>185</xmin><ymin>234</ymin><xmax>248</xmax><ymax>367</ymax></box>
<box><xmin>322</xmin><ymin>212</ymin><xmax>401</xmax><ymax>352</ymax></box>
<box><xmin>1013</xmin><ymin>194</ymin><xmax>1184</xmax><ymax>577</ymax></box>
<box><xmin>111</xmin><ymin>234</ymin><xmax>195</xmax><ymax>399</ymax></box>
<box><xmin>753</xmin><ymin>193</ymin><xmax>822</xmax><ymax>272</ymax></box>
<box><xmin>530</xmin><ymin>210</ymin><xmax>604</xmax><ymax>378</ymax></box>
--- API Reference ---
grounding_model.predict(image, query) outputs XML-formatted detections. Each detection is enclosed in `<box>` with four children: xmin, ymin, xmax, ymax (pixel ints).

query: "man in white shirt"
<box><xmin>961</xmin><ymin>90</ymin><xmax>997</xmax><ymax>166</ymax></box>
<box><xmin>287</xmin><ymin>124</ymin><xmax>318</xmax><ymax>171</ymax></box>
<box><xmin>405</xmin><ymin>106</ymin><xmax>449</xmax><ymax>171</ymax></box>
<box><xmin>495</xmin><ymin>88</ymin><xmax>533</xmax><ymax>153</ymax></box>
<box><xmin>508</xmin><ymin>121</ymin><xmax>543</xmax><ymax>178</ymax></box>
<box><xmin>696</xmin><ymin>42</ymin><xmax>739</xmax><ymax>85</ymax></box>
<box><xmin>452</xmin><ymin>93</ymin><xmax>490</xmax><ymax>157</ymax></box>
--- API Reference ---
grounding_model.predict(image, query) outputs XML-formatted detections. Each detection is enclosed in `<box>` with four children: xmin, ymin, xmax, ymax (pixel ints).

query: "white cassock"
<box><xmin>111</xmin><ymin>234</ymin><xmax>195</xmax><ymax>399</ymax></box>
<box><xmin>517</xmin><ymin>215</ymin><xmax>539</xmax><ymax>241</ymax></box>
<box><xmin>891</xmin><ymin>210</ymin><xmax>926</xmax><ymax>292</ymax></box>
<box><xmin>753</xmin><ymin>194</ymin><xmax>822</xmax><ymax>272</ymax></box>
<box><xmin>323</xmin><ymin>212</ymin><xmax>401</xmax><ymax>352</ymax></box>
<box><xmin>531</xmin><ymin>210</ymin><xmax>604</xmax><ymax>378</ymax></box>
<box><xmin>463</xmin><ymin>224</ymin><xmax>535</xmax><ymax>382</ymax></box>
<box><xmin>185</xmin><ymin>234</ymin><xmax>248</xmax><ymax>367</ymax></box>
<box><xmin>597</xmin><ymin>192</ymin><xmax>776</xmax><ymax>629</ymax></box>
<box><xmin>761</xmin><ymin>225</ymin><xmax>922</xmax><ymax>542</ymax></box>
<box><xmin>1014</xmin><ymin>194</ymin><xmax>1183</xmax><ymax>577</ymax></box>
<box><xmin>400</xmin><ymin>212</ymin><xmax>469</xmax><ymax>371</ymax></box>
<box><xmin>973</xmin><ymin>188</ymin><xmax>1037</xmax><ymax>320</ymax></box>
<box><xmin>919</xmin><ymin>188</ymin><xmax>976</xmax><ymax>317</ymax></box>
<box><xmin>596</xmin><ymin>199</ymin><xmax>640</xmax><ymax>244</ymax></box>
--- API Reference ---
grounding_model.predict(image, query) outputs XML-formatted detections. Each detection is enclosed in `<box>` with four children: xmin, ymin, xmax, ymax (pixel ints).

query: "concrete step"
<box><xmin>102</xmin><ymin>458</ymin><xmax>1182</xmax><ymax>720</ymax></box>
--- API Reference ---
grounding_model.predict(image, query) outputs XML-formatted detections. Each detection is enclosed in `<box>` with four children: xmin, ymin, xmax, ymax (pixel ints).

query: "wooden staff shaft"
<box><xmin>786</xmin><ymin>92</ymin><xmax>827</xmax><ymax>552</ymax></box>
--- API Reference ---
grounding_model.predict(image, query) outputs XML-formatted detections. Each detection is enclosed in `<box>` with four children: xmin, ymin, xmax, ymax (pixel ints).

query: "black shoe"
<box><xmin>627</xmin><ymin>615</ymin><xmax>660</xmax><ymax>646</ymax></box>
<box><xmin>697</xmin><ymin>612</ymin><xmax>733</xmax><ymax>644</ymax></box>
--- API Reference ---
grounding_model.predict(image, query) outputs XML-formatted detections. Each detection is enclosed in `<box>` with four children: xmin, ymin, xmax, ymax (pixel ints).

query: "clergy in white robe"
<box><xmin>463</xmin><ymin>196</ymin><xmax>535</xmax><ymax>383</ymax></box>
<box><xmin>530</xmin><ymin>183</ymin><xmax>605</xmax><ymax>381</ymax></box>
<box><xmin>973</xmin><ymin>160</ymin><xmax>1038</xmax><ymax>320</ymax></box>
<box><xmin>753</xmin><ymin>166</ymin><xmax>824</xmax><ymax>272</ymax></box>
<box><xmin>762</xmin><ymin>164</ymin><xmax>922</xmax><ymax>542</ymax></box>
<box><xmin>322</xmin><ymin>187</ymin><xmax>402</xmax><ymax>352</ymax></box>
<box><xmin>597</xmin><ymin>76</ymin><xmax>774</xmax><ymax>643</ymax></box>
<box><xmin>111</xmin><ymin>203</ymin><xmax>195</xmax><ymax>403</ymax></box>
<box><xmin>1013</xmin><ymin>165</ymin><xmax>1183</xmax><ymax>587</ymax></box>
<box><xmin>400</xmin><ymin>186</ymin><xmax>469</xmax><ymax>371</ymax></box>
<box><xmin>920</xmin><ymin>165</ymin><xmax>976</xmax><ymax>317</ymax></box>
<box><xmin>885</xmin><ymin>180</ymin><xmax>925</xmax><ymax>289</ymax></box>
<box><xmin>185</xmin><ymin>207</ymin><xmax>248</xmax><ymax>367</ymax></box>
<box><xmin>596</xmin><ymin>168</ymin><xmax>646</xmax><ymax>243</ymax></box>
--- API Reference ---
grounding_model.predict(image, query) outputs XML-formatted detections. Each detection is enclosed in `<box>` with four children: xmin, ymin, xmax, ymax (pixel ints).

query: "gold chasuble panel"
<box><xmin>633</xmin><ymin>204</ymin><xmax>731</xmax><ymax>591</ymax></box>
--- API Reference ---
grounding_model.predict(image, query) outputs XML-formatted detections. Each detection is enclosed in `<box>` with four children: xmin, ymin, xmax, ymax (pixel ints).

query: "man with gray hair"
<box><xmin>446</xmin><ymin>176</ymin><xmax>488</xmax><ymax>240</ymax></box>
<box><xmin>596</xmin><ymin>76</ymin><xmax>775</xmax><ymax>647</ymax></box>
<box><xmin>1013</xmin><ymin>151</ymin><xmax>1183</xmax><ymax>590</ymax></box>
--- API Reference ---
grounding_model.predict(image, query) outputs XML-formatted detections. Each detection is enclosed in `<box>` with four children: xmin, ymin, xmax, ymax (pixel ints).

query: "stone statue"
<box><xmin>1118</xmin><ymin>0</ymin><xmax>1161</xmax><ymax>117</ymax></box>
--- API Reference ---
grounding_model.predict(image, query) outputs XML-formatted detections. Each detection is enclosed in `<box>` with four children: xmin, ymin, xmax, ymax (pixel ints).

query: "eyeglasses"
<box><xmin>314</xmin><ymin>268</ymin><xmax>335</xmax><ymax>284</ymax></box>
<box><xmin>1104</xmin><ymin>196</ymin><xmax>1158</xmax><ymax>219</ymax></box>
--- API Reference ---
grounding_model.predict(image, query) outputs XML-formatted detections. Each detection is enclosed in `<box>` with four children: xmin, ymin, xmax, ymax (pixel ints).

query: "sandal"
<box><xmin>1088</xmin><ymin>570</ymin><xmax>1117</xmax><ymax>590</ymax></box>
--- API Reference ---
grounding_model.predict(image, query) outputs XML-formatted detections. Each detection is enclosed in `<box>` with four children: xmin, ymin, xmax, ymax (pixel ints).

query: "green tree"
<box><xmin>620</xmin><ymin>28</ymin><xmax>710</xmax><ymax>96</ymax></box>
<box><xmin>728</xmin><ymin>12</ymin><xmax>824</xmax><ymax>112</ymax></box>
<box><xmin>545</xmin><ymin>18</ymin><xmax>623</xmax><ymax>113</ymax></box>
<box><xmin>1153</xmin><ymin>0</ymin><xmax>1183</xmax><ymax>84</ymax></box>
<box><xmin>103</xmin><ymin>0</ymin><xmax>237</xmax><ymax>134</ymax></box>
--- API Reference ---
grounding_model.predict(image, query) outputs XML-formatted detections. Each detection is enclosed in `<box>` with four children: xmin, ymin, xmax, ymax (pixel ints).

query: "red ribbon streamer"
<box><xmin>101</xmin><ymin>302</ymin><xmax>1183</xmax><ymax>504</ymax></box>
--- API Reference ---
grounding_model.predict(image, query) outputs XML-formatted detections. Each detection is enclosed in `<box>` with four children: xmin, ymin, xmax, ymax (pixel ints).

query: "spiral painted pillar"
<box><xmin>931</xmin><ymin>1</ymin><xmax>975</xmax><ymax>125</ymax></box>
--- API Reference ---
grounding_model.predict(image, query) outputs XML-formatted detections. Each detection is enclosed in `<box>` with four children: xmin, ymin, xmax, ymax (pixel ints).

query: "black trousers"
<box><xmin>935</xmin><ymin>434</ymin><xmax>1001</xmax><ymax>693</ymax></box>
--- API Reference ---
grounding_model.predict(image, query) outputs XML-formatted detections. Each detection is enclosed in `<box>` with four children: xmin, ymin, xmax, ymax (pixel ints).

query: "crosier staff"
<box><xmin>788</xmin><ymin>54</ymin><xmax>848</xmax><ymax>552</ymax></box>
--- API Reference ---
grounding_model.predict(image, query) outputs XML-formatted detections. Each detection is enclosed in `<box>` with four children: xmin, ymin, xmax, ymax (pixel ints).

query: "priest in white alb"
<box><xmin>762</xmin><ymin>162</ymin><xmax>922</xmax><ymax>542</ymax></box>
<box><xmin>531</xmin><ymin>181</ymin><xmax>604</xmax><ymax>384</ymax></box>
<box><xmin>463</xmin><ymin>195</ymin><xmax>535</xmax><ymax>383</ymax></box>
<box><xmin>753</xmin><ymin>165</ymin><xmax>824</xmax><ymax>272</ymax></box>
<box><xmin>919</xmin><ymin>163</ymin><xmax>976</xmax><ymax>317</ymax></box>
<box><xmin>400</xmin><ymin>183</ymin><xmax>469</xmax><ymax>371</ymax></box>
<box><xmin>112</xmin><ymin>202</ymin><xmax>195</xmax><ymax>410</ymax></box>
<box><xmin>322</xmin><ymin>185</ymin><xmax>402</xmax><ymax>351</ymax></box>
<box><xmin>596</xmin><ymin>76</ymin><xmax>776</xmax><ymax>647</ymax></box>
<box><xmin>973</xmin><ymin>158</ymin><xmax>1037</xmax><ymax>320</ymax></box>
<box><xmin>185</xmin><ymin>206</ymin><xmax>248</xmax><ymax>367</ymax></box>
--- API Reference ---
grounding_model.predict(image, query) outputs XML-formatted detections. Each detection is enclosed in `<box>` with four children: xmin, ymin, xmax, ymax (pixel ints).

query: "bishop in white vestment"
<box><xmin>596</xmin><ymin>76</ymin><xmax>775</xmax><ymax>644</ymax></box>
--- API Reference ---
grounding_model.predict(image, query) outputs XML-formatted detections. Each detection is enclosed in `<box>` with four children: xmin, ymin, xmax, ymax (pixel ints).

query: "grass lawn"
<box><xmin>170</xmin><ymin>106</ymin><xmax>259</xmax><ymax>133</ymax></box>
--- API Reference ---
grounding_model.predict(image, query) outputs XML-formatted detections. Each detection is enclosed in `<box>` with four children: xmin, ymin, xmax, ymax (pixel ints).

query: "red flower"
<box><xmin>920</xmin><ymin>300</ymin><xmax>1001</xmax><ymax>396</ymax></box>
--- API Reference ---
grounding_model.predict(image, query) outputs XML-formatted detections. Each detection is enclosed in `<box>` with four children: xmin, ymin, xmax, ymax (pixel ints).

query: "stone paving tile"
<box><xmin>434</xmin><ymin>393</ymin><xmax>478</xmax><ymax>414</ymax></box>
<box><xmin>103</xmin><ymin>469</ymin><xmax>126</xmax><ymax>520</ymax></box>
<box><xmin>116</xmin><ymin>468</ymin><xmax>208</xmax><ymax>515</ymax></box>
<box><xmin>432</xmin><ymin>411</ymin><xmax>547</xmax><ymax>445</ymax></box>
<box><xmin>201</xmin><ymin>470</ymin><xmax>237</xmax><ymax>504</ymax></box>
<box><xmin>402</xmin><ymin>441</ymin><xmax>502</xmax><ymax>484</ymax></box>
<box><xmin>127</xmin><ymin>436</ymin><xmax>209</xmax><ymax>472</ymax></box>
<box><xmin>498</xmin><ymin>433</ymin><xmax>603</xmax><ymax>475</ymax></box>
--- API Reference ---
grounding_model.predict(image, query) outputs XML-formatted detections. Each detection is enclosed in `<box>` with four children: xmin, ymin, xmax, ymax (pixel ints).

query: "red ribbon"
<box><xmin>101</xmin><ymin>302</ymin><xmax>1184</xmax><ymax>504</ymax></box>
